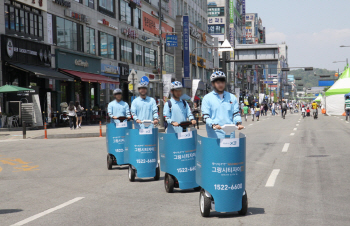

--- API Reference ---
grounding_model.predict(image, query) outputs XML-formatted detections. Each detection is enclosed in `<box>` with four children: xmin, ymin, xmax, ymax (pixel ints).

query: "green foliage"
<box><xmin>288</xmin><ymin>68</ymin><xmax>336</xmax><ymax>89</ymax></box>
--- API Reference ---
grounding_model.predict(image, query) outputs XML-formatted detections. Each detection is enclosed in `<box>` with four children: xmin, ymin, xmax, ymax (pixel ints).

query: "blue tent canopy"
<box><xmin>345</xmin><ymin>92</ymin><xmax>350</xmax><ymax>98</ymax></box>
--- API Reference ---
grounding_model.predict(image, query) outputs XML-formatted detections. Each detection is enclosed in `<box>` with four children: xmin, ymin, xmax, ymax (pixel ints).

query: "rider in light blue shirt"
<box><xmin>107</xmin><ymin>88</ymin><xmax>131</xmax><ymax>123</ymax></box>
<box><xmin>131</xmin><ymin>82</ymin><xmax>159</xmax><ymax>129</ymax></box>
<box><xmin>163</xmin><ymin>81</ymin><xmax>196</xmax><ymax>133</ymax></box>
<box><xmin>202</xmin><ymin>71</ymin><xmax>244</xmax><ymax>138</ymax></box>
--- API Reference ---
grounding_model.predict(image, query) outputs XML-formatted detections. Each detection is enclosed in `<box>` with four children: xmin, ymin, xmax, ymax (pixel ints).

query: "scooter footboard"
<box><xmin>124</xmin><ymin>128</ymin><xmax>158</xmax><ymax>178</ymax></box>
<box><xmin>159</xmin><ymin>130</ymin><xmax>198</xmax><ymax>189</ymax></box>
<box><xmin>196</xmin><ymin>134</ymin><xmax>246</xmax><ymax>212</ymax></box>
<box><xmin>106</xmin><ymin>122</ymin><xmax>132</xmax><ymax>165</ymax></box>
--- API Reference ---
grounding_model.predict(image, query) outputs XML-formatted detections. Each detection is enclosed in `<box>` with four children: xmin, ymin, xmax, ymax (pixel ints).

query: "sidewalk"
<box><xmin>0</xmin><ymin>122</ymin><xmax>206</xmax><ymax>140</ymax></box>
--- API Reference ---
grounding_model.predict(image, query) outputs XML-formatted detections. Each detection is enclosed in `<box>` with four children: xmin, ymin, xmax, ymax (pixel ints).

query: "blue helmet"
<box><xmin>113</xmin><ymin>88</ymin><xmax>122</xmax><ymax>95</ymax></box>
<box><xmin>210</xmin><ymin>71</ymin><xmax>226</xmax><ymax>82</ymax></box>
<box><xmin>138</xmin><ymin>81</ymin><xmax>148</xmax><ymax>89</ymax></box>
<box><xmin>170</xmin><ymin>81</ymin><xmax>183</xmax><ymax>90</ymax></box>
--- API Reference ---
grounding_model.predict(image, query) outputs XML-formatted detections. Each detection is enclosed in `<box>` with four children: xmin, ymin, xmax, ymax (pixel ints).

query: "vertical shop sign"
<box><xmin>183</xmin><ymin>16</ymin><xmax>190</xmax><ymax>78</ymax></box>
<box><xmin>242</xmin><ymin>0</ymin><xmax>246</xmax><ymax>44</ymax></box>
<box><xmin>47</xmin><ymin>14</ymin><xmax>53</xmax><ymax>45</ymax></box>
<box><xmin>229</xmin><ymin>0</ymin><xmax>234</xmax><ymax>23</ymax></box>
<box><xmin>47</xmin><ymin>92</ymin><xmax>52</xmax><ymax>123</ymax></box>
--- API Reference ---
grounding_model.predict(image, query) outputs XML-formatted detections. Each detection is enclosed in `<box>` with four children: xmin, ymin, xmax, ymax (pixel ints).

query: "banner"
<box><xmin>47</xmin><ymin>14</ymin><xmax>53</xmax><ymax>45</ymax></box>
<box><xmin>47</xmin><ymin>92</ymin><xmax>51</xmax><ymax>123</ymax></box>
<box><xmin>235</xmin><ymin>88</ymin><xmax>240</xmax><ymax>98</ymax></box>
<box><xmin>191</xmin><ymin>79</ymin><xmax>201</xmax><ymax>102</ymax></box>
<box><xmin>229</xmin><ymin>0</ymin><xmax>234</xmax><ymax>23</ymax></box>
<box><xmin>163</xmin><ymin>74</ymin><xmax>172</xmax><ymax>99</ymax></box>
<box><xmin>242</xmin><ymin>0</ymin><xmax>246</xmax><ymax>44</ymax></box>
<box><xmin>183</xmin><ymin>16</ymin><xmax>190</xmax><ymax>78</ymax></box>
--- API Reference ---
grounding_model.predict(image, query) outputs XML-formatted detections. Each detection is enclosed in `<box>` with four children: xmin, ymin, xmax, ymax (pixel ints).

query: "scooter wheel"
<box><xmin>128</xmin><ymin>165</ymin><xmax>136</xmax><ymax>182</ymax></box>
<box><xmin>164</xmin><ymin>173</ymin><xmax>174</xmax><ymax>193</ymax></box>
<box><xmin>107</xmin><ymin>154</ymin><xmax>113</xmax><ymax>170</ymax></box>
<box><xmin>154</xmin><ymin>165</ymin><xmax>160</xmax><ymax>181</ymax></box>
<box><xmin>199</xmin><ymin>190</ymin><xmax>211</xmax><ymax>217</ymax></box>
<box><xmin>238</xmin><ymin>190</ymin><xmax>248</xmax><ymax>216</ymax></box>
<box><xmin>193</xmin><ymin>186</ymin><xmax>201</xmax><ymax>191</ymax></box>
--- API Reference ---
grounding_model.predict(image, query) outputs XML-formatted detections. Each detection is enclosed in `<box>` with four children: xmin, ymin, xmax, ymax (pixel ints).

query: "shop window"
<box><xmin>134</xmin><ymin>8</ymin><xmax>141</xmax><ymax>30</ymax></box>
<box><xmin>61</xmin><ymin>85</ymin><xmax>67</xmax><ymax>103</ymax></box>
<box><xmin>98</xmin><ymin>0</ymin><xmax>115</xmax><ymax>18</ymax></box>
<box><xmin>4</xmin><ymin>2</ymin><xmax>43</xmax><ymax>40</ymax></box>
<box><xmin>120</xmin><ymin>0</ymin><xmax>132</xmax><ymax>26</ymax></box>
<box><xmin>56</xmin><ymin>17</ymin><xmax>83</xmax><ymax>52</ymax></box>
<box><xmin>135</xmin><ymin>44</ymin><xmax>143</xmax><ymax>66</ymax></box>
<box><xmin>85</xmin><ymin>27</ymin><xmax>96</xmax><ymax>55</ymax></box>
<box><xmin>99</xmin><ymin>31</ymin><xmax>115</xmax><ymax>59</ymax></box>
<box><xmin>85</xmin><ymin>0</ymin><xmax>94</xmax><ymax>9</ymax></box>
<box><xmin>120</xmin><ymin>39</ymin><xmax>133</xmax><ymax>64</ymax></box>
<box><xmin>144</xmin><ymin>47</ymin><xmax>157</xmax><ymax>69</ymax></box>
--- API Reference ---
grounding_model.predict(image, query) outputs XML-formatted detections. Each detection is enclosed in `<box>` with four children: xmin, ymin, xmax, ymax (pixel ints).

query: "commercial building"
<box><xmin>0</xmin><ymin>0</ymin><xmax>218</xmax><ymax>123</ymax></box>
<box><xmin>244</xmin><ymin>13</ymin><xmax>265</xmax><ymax>44</ymax></box>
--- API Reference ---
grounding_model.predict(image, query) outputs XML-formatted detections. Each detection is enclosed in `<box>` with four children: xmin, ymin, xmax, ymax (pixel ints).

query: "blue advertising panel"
<box><xmin>106</xmin><ymin>121</ymin><xmax>133</xmax><ymax>164</ymax></box>
<box><xmin>183</xmin><ymin>16</ymin><xmax>190</xmax><ymax>78</ymax></box>
<box><xmin>166</xmin><ymin>35</ymin><xmax>178</xmax><ymax>47</ymax></box>
<box><xmin>196</xmin><ymin>133</ymin><xmax>246</xmax><ymax>212</ymax></box>
<box><xmin>318</xmin><ymin>80</ymin><xmax>335</xmax><ymax>86</ymax></box>
<box><xmin>159</xmin><ymin>130</ymin><xmax>198</xmax><ymax>189</ymax></box>
<box><xmin>101</xmin><ymin>64</ymin><xmax>119</xmax><ymax>77</ymax></box>
<box><xmin>124</xmin><ymin>128</ymin><xmax>158</xmax><ymax>178</ymax></box>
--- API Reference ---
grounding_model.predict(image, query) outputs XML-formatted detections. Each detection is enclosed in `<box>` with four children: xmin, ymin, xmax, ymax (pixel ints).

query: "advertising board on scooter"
<box><xmin>139</xmin><ymin>128</ymin><xmax>152</xmax><ymax>135</ymax></box>
<box><xmin>177</xmin><ymin>131</ymin><xmax>193</xmax><ymax>139</ymax></box>
<box><xmin>116</xmin><ymin>121</ymin><xmax>127</xmax><ymax>128</ymax></box>
<box><xmin>220</xmin><ymin>138</ymin><xmax>240</xmax><ymax>148</ymax></box>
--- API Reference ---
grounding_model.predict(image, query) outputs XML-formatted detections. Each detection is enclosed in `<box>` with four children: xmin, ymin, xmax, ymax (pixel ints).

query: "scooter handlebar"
<box><xmin>213</xmin><ymin>124</ymin><xmax>244</xmax><ymax>135</ymax></box>
<box><xmin>179</xmin><ymin>121</ymin><xmax>192</xmax><ymax>129</ymax></box>
<box><xmin>116</xmin><ymin>116</ymin><xmax>133</xmax><ymax>121</ymax></box>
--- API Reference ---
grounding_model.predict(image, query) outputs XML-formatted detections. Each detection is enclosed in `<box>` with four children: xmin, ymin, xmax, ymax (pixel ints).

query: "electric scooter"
<box><xmin>124</xmin><ymin>120</ymin><xmax>160</xmax><ymax>182</ymax></box>
<box><xmin>196</xmin><ymin>125</ymin><xmax>247</xmax><ymax>217</ymax></box>
<box><xmin>159</xmin><ymin>121</ymin><xmax>200</xmax><ymax>193</ymax></box>
<box><xmin>106</xmin><ymin>116</ymin><xmax>133</xmax><ymax>170</ymax></box>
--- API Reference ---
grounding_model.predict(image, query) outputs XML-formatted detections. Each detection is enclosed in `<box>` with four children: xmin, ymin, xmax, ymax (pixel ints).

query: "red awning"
<box><xmin>59</xmin><ymin>69</ymin><xmax>119</xmax><ymax>84</ymax></box>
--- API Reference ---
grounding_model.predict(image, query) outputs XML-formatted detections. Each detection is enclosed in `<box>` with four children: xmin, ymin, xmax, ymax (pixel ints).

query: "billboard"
<box><xmin>143</xmin><ymin>12</ymin><xmax>173</xmax><ymax>39</ymax></box>
<box><xmin>318</xmin><ymin>80</ymin><xmax>335</xmax><ymax>86</ymax></box>
<box><xmin>183</xmin><ymin>16</ymin><xmax>190</xmax><ymax>78</ymax></box>
<box><xmin>208</xmin><ymin>24</ymin><xmax>225</xmax><ymax>35</ymax></box>
<box><xmin>242</xmin><ymin>0</ymin><xmax>246</xmax><ymax>44</ymax></box>
<box><xmin>229</xmin><ymin>0</ymin><xmax>234</xmax><ymax>23</ymax></box>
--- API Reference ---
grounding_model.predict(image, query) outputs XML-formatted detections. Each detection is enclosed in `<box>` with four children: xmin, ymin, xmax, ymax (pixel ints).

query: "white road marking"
<box><xmin>346</xmin><ymin>122</ymin><xmax>349</xmax><ymax>124</ymax></box>
<box><xmin>249</xmin><ymin>124</ymin><xmax>253</xmax><ymax>126</ymax></box>
<box><xmin>341</xmin><ymin>119</ymin><xmax>344</xmax><ymax>121</ymax></box>
<box><xmin>11</xmin><ymin>197</ymin><xmax>84</xmax><ymax>226</ymax></box>
<box><xmin>282</xmin><ymin>143</ymin><xmax>290</xmax><ymax>153</ymax></box>
<box><xmin>265</xmin><ymin>169</ymin><xmax>280</xmax><ymax>187</ymax></box>
<box><xmin>296</xmin><ymin>124</ymin><xmax>299</xmax><ymax>126</ymax></box>
<box><xmin>293</xmin><ymin>128</ymin><xmax>297</xmax><ymax>131</ymax></box>
<box><xmin>290</xmin><ymin>133</ymin><xmax>295</xmax><ymax>136</ymax></box>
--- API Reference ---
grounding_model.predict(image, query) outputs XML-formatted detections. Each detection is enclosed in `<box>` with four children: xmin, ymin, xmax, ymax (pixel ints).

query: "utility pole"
<box><xmin>158</xmin><ymin>0</ymin><xmax>164</xmax><ymax>128</ymax></box>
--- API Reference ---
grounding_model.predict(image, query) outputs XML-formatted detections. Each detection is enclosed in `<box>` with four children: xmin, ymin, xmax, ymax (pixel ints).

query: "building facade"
<box><xmin>0</xmin><ymin>0</ymin><xmax>217</xmax><ymax>120</ymax></box>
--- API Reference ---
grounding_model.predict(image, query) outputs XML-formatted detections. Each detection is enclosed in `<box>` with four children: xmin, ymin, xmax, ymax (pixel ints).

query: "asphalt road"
<box><xmin>1</xmin><ymin>112</ymin><xmax>350</xmax><ymax>226</ymax></box>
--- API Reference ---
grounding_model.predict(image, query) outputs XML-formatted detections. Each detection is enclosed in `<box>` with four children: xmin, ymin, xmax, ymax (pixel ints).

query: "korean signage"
<box><xmin>56</xmin><ymin>49</ymin><xmax>101</xmax><ymax>74</ymax></box>
<box><xmin>208</xmin><ymin>24</ymin><xmax>225</xmax><ymax>35</ymax></box>
<box><xmin>14</xmin><ymin>0</ymin><xmax>47</xmax><ymax>11</ymax></box>
<box><xmin>183</xmin><ymin>16</ymin><xmax>190</xmax><ymax>78</ymax></box>
<box><xmin>229</xmin><ymin>24</ymin><xmax>235</xmax><ymax>58</ymax></box>
<box><xmin>229</xmin><ymin>0</ymin><xmax>234</xmax><ymax>23</ymax></box>
<box><xmin>208</xmin><ymin>7</ymin><xmax>224</xmax><ymax>17</ymax></box>
<box><xmin>98</xmin><ymin>19</ymin><xmax>118</xmax><ymax>30</ymax></box>
<box><xmin>1</xmin><ymin>35</ymin><xmax>51</xmax><ymax>67</ymax></box>
<box><xmin>190</xmin><ymin>26</ymin><xmax>201</xmax><ymax>39</ymax></box>
<box><xmin>52</xmin><ymin>0</ymin><xmax>71</xmax><ymax>8</ymax></box>
<box><xmin>121</xmin><ymin>27</ymin><xmax>138</xmax><ymax>39</ymax></box>
<box><xmin>197</xmin><ymin>56</ymin><xmax>206</xmax><ymax>68</ymax></box>
<box><xmin>246</xmin><ymin>15</ymin><xmax>254</xmax><ymax>21</ymax></box>
<box><xmin>101</xmin><ymin>64</ymin><xmax>119</xmax><ymax>77</ymax></box>
<box><xmin>166</xmin><ymin>35</ymin><xmax>177</xmax><ymax>47</ymax></box>
<box><xmin>47</xmin><ymin>13</ymin><xmax>53</xmax><ymax>44</ymax></box>
<box><xmin>242</xmin><ymin>0</ymin><xmax>246</xmax><ymax>44</ymax></box>
<box><xmin>65</xmin><ymin>9</ymin><xmax>89</xmax><ymax>23</ymax></box>
<box><xmin>208</xmin><ymin>17</ymin><xmax>225</xmax><ymax>25</ymax></box>
<box><xmin>143</xmin><ymin>12</ymin><xmax>172</xmax><ymax>39</ymax></box>
<box><xmin>245</xmin><ymin>28</ymin><xmax>252</xmax><ymax>38</ymax></box>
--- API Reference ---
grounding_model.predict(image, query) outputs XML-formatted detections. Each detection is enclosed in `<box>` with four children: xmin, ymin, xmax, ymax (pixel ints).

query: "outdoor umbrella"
<box><xmin>180</xmin><ymin>93</ymin><xmax>191</xmax><ymax>100</ymax></box>
<box><xmin>0</xmin><ymin>85</ymin><xmax>34</xmax><ymax>93</ymax></box>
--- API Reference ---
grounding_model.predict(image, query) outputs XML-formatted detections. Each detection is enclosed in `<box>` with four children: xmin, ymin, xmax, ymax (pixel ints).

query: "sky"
<box><xmin>247</xmin><ymin>0</ymin><xmax>350</xmax><ymax>71</ymax></box>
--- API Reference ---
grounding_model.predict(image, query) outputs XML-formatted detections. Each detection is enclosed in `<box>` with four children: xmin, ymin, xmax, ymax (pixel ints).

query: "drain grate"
<box><xmin>307</xmin><ymin>155</ymin><xmax>329</xmax><ymax>157</ymax></box>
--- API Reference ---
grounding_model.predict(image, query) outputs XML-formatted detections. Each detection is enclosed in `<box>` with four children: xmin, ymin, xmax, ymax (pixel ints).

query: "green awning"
<box><xmin>0</xmin><ymin>85</ymin><xmax>34</xmax><ymax>93</ymax></box>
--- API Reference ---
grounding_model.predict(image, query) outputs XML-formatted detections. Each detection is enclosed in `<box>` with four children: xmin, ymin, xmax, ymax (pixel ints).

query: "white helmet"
<box><xmin>138</xmin><ymin>82</ymin><xmax>148</xmax><ymax>89</ymax></box>
<box><xmin>113</xmin><ymin>88</ymin><xmax>122</xmax><ymax>95</ymax></box>
<box><xmin>210</xmin><ymin>71</ymin><xmax>226</xmax><ymax>82</ymax></box>
<box><xmin>170</xmin><ymin>81</ymin><xmax>183</xmax><ymax>90</ymax></box>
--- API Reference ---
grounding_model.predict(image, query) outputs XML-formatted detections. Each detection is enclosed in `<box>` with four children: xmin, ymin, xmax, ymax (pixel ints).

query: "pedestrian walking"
<box><xmin>250</xmin><ymin>105</ymin><xmax>255</xmax><ymax>121</ymax></box>
<box><xmin>75</xmin><ymin>101</ymin><xmax>84</xmax><ymax>129</ymax></box>
<box><xmin>255</xmin><ymin>104</ymin><xmax>261</xmax><ymax>121</ymax></box>
<box><xmin>192</xmin><ymin>102</ymin><xmax>200</xmax><ymax>129</ymax></box>
<box><xmin>345</xmin><ymin>96</ymin><xmax>350</xmax><ymax>121</ymax></box>
<box><xmin>281</xmin><ymin>100</ymin><xmax>287</xmax><ymax>119</ymax></box>
<box><xmin>67</xmin><ymin>101</ymin><xmax>77</xmax><ymax>130</ymax></box>
<box><xmin>243</xmin><ymin>104</ymin><xmax>249</xmax><ymax>122</ymax></box>
<box><xmin>264</xmin><ymin>104</ymin><xmax>268</xmax><ymax>116</ymax></box>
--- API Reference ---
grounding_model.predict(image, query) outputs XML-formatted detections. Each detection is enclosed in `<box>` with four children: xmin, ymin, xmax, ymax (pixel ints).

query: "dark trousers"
<box><xmin>69</xmin><ymin>116</ymin><xmax>76</xmax><ymax>129</ymax></box>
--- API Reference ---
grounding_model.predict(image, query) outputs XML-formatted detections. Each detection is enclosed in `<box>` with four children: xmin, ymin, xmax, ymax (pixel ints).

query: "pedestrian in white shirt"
<box><xmin>67</xmin><ymin>101</ymin><xmax>77</xmax><ymax>130</ymax></box>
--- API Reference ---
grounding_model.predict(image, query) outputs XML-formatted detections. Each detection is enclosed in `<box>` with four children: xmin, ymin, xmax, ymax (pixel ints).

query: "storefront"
<box><xmin>182</xmin><ymin>79</ymin><xmax>207</xmax><ymax>96</ymax></box>
<box><xmin>55</xmin><ymin>49</ymin><xmax>119</xmax><ymax>112</ymax></box>
<box><xmin>119</xmin><ymin>63</ymin><xmax>129</xmax><ymax>103</ymax></box>
<box><xmin>101</xmin><ymin>63</ymin><xmax>120</xmax><ymax>105</ymax></box>
<box><xmin>1</xmin><ymin>35</ymin><xmax>73</xmax><ymax>114</ymax></box>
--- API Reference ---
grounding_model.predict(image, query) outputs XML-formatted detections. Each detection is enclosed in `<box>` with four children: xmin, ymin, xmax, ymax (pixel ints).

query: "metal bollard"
<box><xmin>99</xmin><ymin>121</ymin><xmax>102</xmax><ymax>137</ymax></box>
<box><xmin>23</xmin><ymin>121</ymin><xmax>26</xmax><ymax>139</ymax></box>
